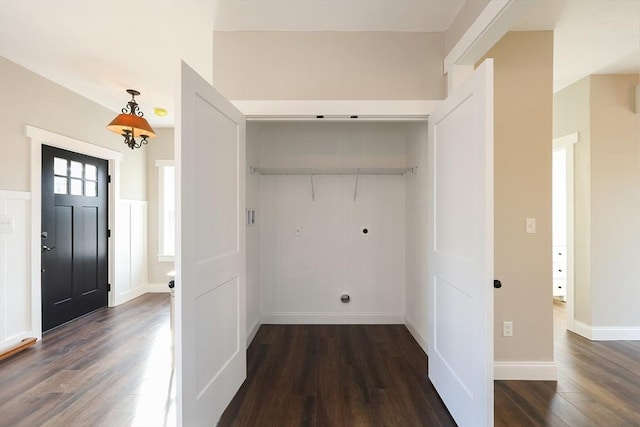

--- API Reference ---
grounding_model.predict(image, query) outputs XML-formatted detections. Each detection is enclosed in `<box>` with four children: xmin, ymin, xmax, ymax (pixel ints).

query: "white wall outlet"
<box><xmin>503</xmin><ymin>321</ymin><xmax>513</xmax><ymax>337</ymax></box>
<box><xmin>0</xmin><ymin>215</ymin><xmax>14</xmax><ymax>233</ymax></box>
<box><xmin>525</xmin><ymin>217</ymin><xmax>536</xmax><ymax>234</ymax></box>
<box><xmin>295</xmin><ymin>226</ymin><xmax>301</xmax><ymax>236</ymax></box>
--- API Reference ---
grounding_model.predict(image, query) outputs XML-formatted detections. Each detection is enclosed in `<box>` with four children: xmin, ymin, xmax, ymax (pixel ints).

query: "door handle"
<box><xmin>494</xmin><ymin>279</ymin><xmax>502</xmax><ymax>289</ymax></box>
<box><xmin>41</xmin><ymin>245</ymin><xmax>56</xmax><ymax>252</ymax></box>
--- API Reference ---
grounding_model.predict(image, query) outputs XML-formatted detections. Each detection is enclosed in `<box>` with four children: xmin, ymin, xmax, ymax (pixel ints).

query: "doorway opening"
<box><xmin>551</xmin><ymin>132</ymin><xmax>578</xmax><ymax>331</ymax></box>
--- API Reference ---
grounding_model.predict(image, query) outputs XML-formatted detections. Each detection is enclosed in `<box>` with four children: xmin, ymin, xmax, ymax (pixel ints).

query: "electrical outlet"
<box><xmin>503</xmin><ymin>321</ymin><xmax>513</xmax><ymax>337</ymax></box>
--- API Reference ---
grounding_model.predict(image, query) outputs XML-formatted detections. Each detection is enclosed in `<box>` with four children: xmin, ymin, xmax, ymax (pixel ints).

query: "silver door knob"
<box><xmin>41</xmin><ymin>245</ymin><xmax>55</xmax><ymax>252</ymax></box>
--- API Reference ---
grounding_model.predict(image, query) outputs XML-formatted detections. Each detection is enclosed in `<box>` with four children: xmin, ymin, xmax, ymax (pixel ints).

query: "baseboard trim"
<box><xmin>114</xmin><ymin>286</ymin><xmax>147</xmax><ymax>306</ymax></box>
<box><xmin>261</xmin><ymin>313</ymin><xmax>404</xmax><ymax>324</ymax></box>
<box><xmin>113</xmin><ymin>284</ymin><xmax>170</xmax><ymax>306</ymax></box>
<box><xmin>404</xmin><ymin>316</ymin><xmax>428</xmax><ymax>355</ymax></box>
<box><xmin>571</xmin><ymin>321</ymin><xmax>640</xmax><ymax>341</ymax></box>
<box><xmin>494</xmin><ymin>361</ymin><xmax>558</xmax><ymax>380</ymax></box>
<box><xmin>569</xmin><ymin>320</ymin><xmax>593</xmax><ymax>340</ymax></box>
<box><xmin>247</xmin><ymin>320</ymin><xmax>261</xmax><ymax>347</ymax></box>
<box><xmin>146</xmin><ymin>283</ymin><xmax>171</xmax><ymax>293</ymax></box>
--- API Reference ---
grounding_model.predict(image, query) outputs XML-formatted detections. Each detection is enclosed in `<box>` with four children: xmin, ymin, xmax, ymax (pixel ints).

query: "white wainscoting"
<box><xmin>0</xmin><ymin>191</ymin><xmax>32</xmax><ymax>353</ymax></box>
<box><xmin>114</xmin><ymin>200</ymin><xmax>153</xmax><ymax>306</ymax></box>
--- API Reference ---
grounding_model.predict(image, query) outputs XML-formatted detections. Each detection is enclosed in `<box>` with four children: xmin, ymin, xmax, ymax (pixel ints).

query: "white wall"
<box><xmin>251</xmin><ymin>122</ymin><xmax>415</xmax><ymax>324</ymax></box>
<box><xmin>246</xmin><ymin>125</ymin><xmax>262</xmax><ymax>344</ymax></box>
<box><xmin>0</xmin><ymin>191</ymin><xmax>31</xmax><ymax>352</ymax></box>
<box><xmin>404</xmin><ymin>122</ymin><xmax>429</xmax><ymax>352</ymax></box>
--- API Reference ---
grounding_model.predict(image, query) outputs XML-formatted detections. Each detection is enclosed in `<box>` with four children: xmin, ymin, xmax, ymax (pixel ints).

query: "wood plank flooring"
<box><xmin>494</xmin><ymin>301</ymin><xmax>640</xmax><ymax>426</ymax></box>
<box><xmin>0</xmin><ymin>293</ymin><xmax>175</xmax><ymax>427</ymax></box>
<box><xmin>2</xmin><ymin>295</ymin><xmax>639</xmax><ymax>426</ymax></box>
<box><xmin>218</xmin><ymin>324</ymin><xmax>455</xmax><ymax>427</ymax></box>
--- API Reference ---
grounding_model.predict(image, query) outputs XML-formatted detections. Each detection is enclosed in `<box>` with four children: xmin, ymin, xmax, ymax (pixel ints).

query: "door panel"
<box><xmin>41</xmin><ymin>145</ymin><xmax>108</xmax><ymax>332</ymax></box>
<box><xmin>177</xmin><ymin>61</ymin><xmax>246</xmax><ymax>426</ymax></box>
<box><xmin>428</xmin><ymin>60</ymin><xmax>494</xmax><ymax>427</ymax></box>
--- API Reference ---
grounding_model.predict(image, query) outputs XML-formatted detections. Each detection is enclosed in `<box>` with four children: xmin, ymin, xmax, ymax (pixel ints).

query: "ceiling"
<box><xmin>515</xmin><ymin>0</ymin><xmax>640</xmax><ymax>92</ymax></box>
<box><xmin>0</xmin><ymin>0</ymin><xmax>638</xmax><ymax>127</ymax></box>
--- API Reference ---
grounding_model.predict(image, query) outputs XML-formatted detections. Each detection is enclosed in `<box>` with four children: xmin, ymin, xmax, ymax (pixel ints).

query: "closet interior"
<box><xmin>245</xmin><ymin>120</ymin><xmax>430</xmax><ymax>349</ymax></box>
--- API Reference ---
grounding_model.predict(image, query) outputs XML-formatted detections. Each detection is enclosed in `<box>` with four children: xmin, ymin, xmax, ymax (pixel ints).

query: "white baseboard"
<box><xmin>571</xmin><ymin>321</ymin><xmax>640</xmax><ymax>341</ymax></box>
<box><xmin>404</xmin><ymin>316</ymin><xmax>428</xmax><ymax>355</ymax></box>
<box><xmin>569</xmin><ymin>320</ymin><xmax>593</xmax><ymax>340</ymax></box>
<box><xmin>261</xmin><ymin>312</ymin><xmax>404</xmax><ymax>324</ymax></box>
<box><xmin>113</xmin><ymin>286</ymin><xmax>148</xmax><ymax>306</ymax></box>
<box><xmin>146</xmin><ymin>283</ymin><xmax>171</xmax><ymax>293</ymax></box>
<box><xmin>494</xmin><ymin>361</ymin><xmax>558</xmax><ymax>380</ymax></box>
<box><xmin>247</xmin><ymin>320</ymin><xmax>261</xmax><ymax>347</ymax></box>
<box><xmin>113</xmin><ymin>283</ymin><xmax>170</xmax><ymax>306</ymax></box>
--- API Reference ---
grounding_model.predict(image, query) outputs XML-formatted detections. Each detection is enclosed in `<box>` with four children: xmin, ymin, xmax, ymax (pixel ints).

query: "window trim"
<box><xmin>156</xmin><ymin>160</ymin><xmax>175</xmax><ymax>262</ymax></box>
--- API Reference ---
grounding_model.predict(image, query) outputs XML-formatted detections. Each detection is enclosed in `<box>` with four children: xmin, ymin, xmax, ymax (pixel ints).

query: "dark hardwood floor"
<box><xmin>218</xmin><ymin>324</ymin><xmax>455</xmax><ymax>427</ymax></box>
<box><xmin>495</xmin><ymin>301</ymin><xmax>640</xmax><ymax>426</ymax></box>
<box><xmin>2</xmin><ymin>295</ymin><xmax>639</xmax><ymax>426</ymax></box>
<box><xmin>0</xmin><ymin>293</ymin><xmax>174</xmax><ymax>427</ymax></box>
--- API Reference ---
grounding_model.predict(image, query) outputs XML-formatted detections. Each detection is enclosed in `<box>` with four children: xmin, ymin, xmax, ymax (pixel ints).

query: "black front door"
<box><xmin>41</xmin><ymin>145</ymin><xmax>109</xmax><ymax>332</ymax></box>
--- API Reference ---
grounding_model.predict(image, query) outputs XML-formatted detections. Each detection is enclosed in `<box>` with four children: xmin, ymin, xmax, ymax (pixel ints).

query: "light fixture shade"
<box><xmin>107</xmin><ymin>113</ymin><xmax>156</xmax><ymax>138</ymax></box>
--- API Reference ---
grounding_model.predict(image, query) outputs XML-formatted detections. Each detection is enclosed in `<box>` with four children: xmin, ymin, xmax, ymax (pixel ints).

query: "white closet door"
<box><xmin>176</xmin><ymin>61</ymin><xmax>247</xmax><ymax>426</ymax></box>
<box><xmin>427</xmin><ymin>59</ymin><xmax>494</xmax><ymax>427</ymax></box>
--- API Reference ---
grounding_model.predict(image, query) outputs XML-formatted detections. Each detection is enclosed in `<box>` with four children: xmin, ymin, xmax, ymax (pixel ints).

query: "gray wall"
<box><xmin>0</xmin><ymin>56</ymin><xmax>146</xmax><ymax>200</ymax></box>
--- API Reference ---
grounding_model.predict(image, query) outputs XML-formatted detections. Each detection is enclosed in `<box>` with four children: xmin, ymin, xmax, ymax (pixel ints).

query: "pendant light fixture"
<box><xmin>107</xmin><ymin>89</ymin><xmax>156</xmax><ymax>149</ymax></box>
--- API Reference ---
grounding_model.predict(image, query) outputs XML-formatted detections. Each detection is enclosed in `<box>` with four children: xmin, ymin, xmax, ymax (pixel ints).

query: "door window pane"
<box><xmin>70</xmin><ymin>178</ymin><xmax>83</xmax><ymax>195</ymax></box>
<box><xmin>54</xmin><ymin>176</ymin><xmax>67</xmax><ymax>194</ymax></box>
<box><xmin>85</xmin><ymin>164</ymin><xmax>97</xmax><ymax>181</ymax></box>
<box><xmin>85</xmin><ymin>181</ymin><xmax>97</xmax><ymax>197</ymax></box>
<box><xmin>54</xmin><ymin>157</ymin><xmax>67</xmax><ymax>176</ymax></box>
<box><xmin>70</xmin><ymin>161</ymin><xmax>83</xmax><ymax>178</ymax></box>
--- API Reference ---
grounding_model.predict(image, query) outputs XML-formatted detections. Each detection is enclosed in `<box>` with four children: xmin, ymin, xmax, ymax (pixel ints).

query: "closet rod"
<box><xmin>250</xmin><ymin>167</ymin><xmax>416</xmax><ymax>176</ymax></box>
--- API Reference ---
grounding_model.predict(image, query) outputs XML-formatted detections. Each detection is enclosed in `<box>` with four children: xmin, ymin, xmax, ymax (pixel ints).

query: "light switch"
<box><xmin>525</xmin><ymin>218</ymin><xmax>536</xmax><ymax>234</ymax></box>
<box><xmin>295</xmin><ymin>227</ymin><xmax>301</xmax><ymax>236</ymax></box>
<box><xmin>0</xmin><ymin>216</ymin><xmax>14</xmax><ymax>233</ymax></box>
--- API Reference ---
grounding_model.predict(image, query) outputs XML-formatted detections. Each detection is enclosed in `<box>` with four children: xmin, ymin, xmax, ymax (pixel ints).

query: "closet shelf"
<box><xmin>250</xmin><ymin>167</ymin><xmax>416</xmax><ymax>176</ymax></box>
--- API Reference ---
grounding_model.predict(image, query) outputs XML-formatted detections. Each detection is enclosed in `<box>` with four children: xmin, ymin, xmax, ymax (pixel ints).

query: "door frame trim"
<box><xmin>26</xmin><ymin>125</ymin><xmax>122</xmax><ymax>340</ymax></box>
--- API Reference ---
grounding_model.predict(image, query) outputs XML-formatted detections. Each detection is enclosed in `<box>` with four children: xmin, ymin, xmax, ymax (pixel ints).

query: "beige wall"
<box><xmin>145</xmin><ymin>127</ymin><xmax>175</xmax><ymax>285</ymax></box>
<box><xmin>0</xmin><ymin>56</ymin><xmax>146</xmax><ymax>200</ymax></box>
<box><xmin>590</xmin><ymin>74</ymin><xmax>640</xmax><ymax>327</ymax></box>
<box><xmin>445</xmin><ymin>0</ymin><xmax>490</xmax><ymax>56</ymax></box>
<box><xmin>554</xmin><ymin>74</ymin><xmax>640</xmax><ymax>330</ymax></box>
<box><xmin>212</xmin><ymin>31</ymin><xmax>446</xmax><ymax>100</ymax></box>
<box><xmin>553</xmin><ymin>77</ymin><xmax>592</xmax><ymax>324</ymax></box>
<box><xmin>483</xmin><ymin>32</ymin><xmax>554</xmax><ymax>362</ymax></box>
